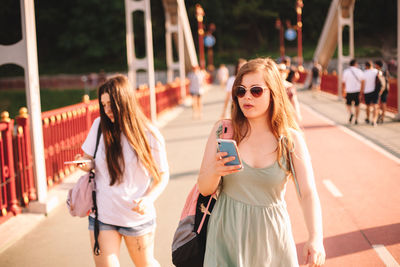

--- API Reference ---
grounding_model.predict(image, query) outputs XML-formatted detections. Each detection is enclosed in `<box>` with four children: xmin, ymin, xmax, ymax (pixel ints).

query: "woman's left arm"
<box><xmin>291</xmin><ymin>130</ymin><xmax>325</xmax><ymax>266</ymax></box>
<box><xmin>133</xmin><ymin>131</ymin><xmax>170</xmax><ymax>215</ymax></box>
<box><xmin>144</xmin><ymin>171</ymin><xmax>170</xmax><ymax>202</ymax></box>
<box><xmin>132</xmin><ymin>171</ymin><xmax>169</xmax><ymax>215</ymax></box>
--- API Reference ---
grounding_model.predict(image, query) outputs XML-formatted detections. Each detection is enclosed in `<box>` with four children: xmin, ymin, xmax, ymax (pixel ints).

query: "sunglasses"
<box><xmin>235</xmin><ymin>86</ymin><xmax>268</xmax><ymax>98</ymax></box>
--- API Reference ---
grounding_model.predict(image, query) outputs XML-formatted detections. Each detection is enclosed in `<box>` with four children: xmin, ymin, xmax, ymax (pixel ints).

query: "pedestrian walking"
<box><xmin>278</xmin><ymin>63</ymin><xmax>302</xmax><ymax>122</ymax></box>
<box><xmin>283</xmin><ymin>57</ymin><xmax>300</xmax><ymax>84</ymax></box>
<box><xmin>188</xmin><ymin>65</ymin><xmax>205</xmax><ymax>119</ymax></box>
<box><xmin>75</xmin><ymin>74</ymin><xmax>169</xmax><ymax>267</ymax></box>
<box><xmin>342</xmin><ymin>59</ymin><xmax>365</xmax><ymax>125</ymax></box>
<box><xmin>363</xmin><ymin>61</ymin><xmax>379</xmax><ymax>125</ymax></box>
<box><xmin>220</xmin><ymin>58</ymin><xmax>247</xmax><ymax>119</ymax></box>
<box><xmin>311</xmin><ymin>60</ymin><xmax>322</xmax><ymax>96</ymax></box>
<box><xmin>216</xmin><ymin>64</ymin><xmax>229</xmax><ymax>88</ymax></box>
<box><xmin>374</xmin><ymin>60</ymin><xmax>389</xmax><ymax>124</ymax></box>
<box><xmin>198</xmin><ymin>58</ymin><xmax>325</xmax><ymax>267</ymax></box>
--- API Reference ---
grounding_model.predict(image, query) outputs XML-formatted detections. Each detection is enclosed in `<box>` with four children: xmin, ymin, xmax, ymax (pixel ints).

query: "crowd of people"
<box><xmin>342</xmin><ymin>58</ymin><xmax>390</xmax><ymax>126</ymax></box>
<box><xmin>70</xmin><ymin>54</ymin><xmax>395</xmax><ymax>267</ymax></box>
<box><xmin>188</xmin><ymin>56</ymin><xmax>392</xmax><ymax>127</ymax></box>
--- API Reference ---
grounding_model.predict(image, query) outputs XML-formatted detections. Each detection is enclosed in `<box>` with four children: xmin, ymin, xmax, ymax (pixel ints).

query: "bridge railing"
<box><xmin>0</xmin><ymin>78</ymin><xmax>189</xmax><ymax>224</ymax></box>
<box><xmin>0</xmin><ymin>114</ymin><xmax>21</xmax><ymax>224</ymax></box>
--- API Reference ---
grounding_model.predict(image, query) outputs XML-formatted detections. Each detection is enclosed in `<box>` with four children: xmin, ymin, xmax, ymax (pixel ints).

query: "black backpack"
<box><xmin>374</xmin><ymin>70</ymin><xmax>383</xmax><ymax>93</ymax></box>
<box><xmin>383</xmin><ymin>70</ymin><xmax>389</xmax><ymax>91</ymax></box>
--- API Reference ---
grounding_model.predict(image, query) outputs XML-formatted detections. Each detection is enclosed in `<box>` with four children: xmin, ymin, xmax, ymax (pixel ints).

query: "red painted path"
<box><xmin>286</xmin><ymin>105</ymin><xmax>400</xmax><ymax>267</ymax></box>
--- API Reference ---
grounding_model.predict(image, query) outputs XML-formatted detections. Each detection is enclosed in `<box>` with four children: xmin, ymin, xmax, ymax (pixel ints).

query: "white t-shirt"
<box><xmin>217</xmin><ymin>67</ymin><xmax>229</xmax><ymax>84</ymax></box>
<box><xmin>363</xmin><ymin>68</ymin><xmax>378</xmax><ymax>94</ymax></box>
<box><xmin>342</xmin><ymin>66</ymin><xmax>365</xmax><ymax>93</ymax></box>
<box><xmin>188</xmin><ymin>70</ymin><xmax>205</xmax><ymax>95</ymax></box>
<box><xmin>225</xmin><ymin>76</ymin><xmax>235</xmax><ymax>92</ymax></box>
<box><xmin>82</xmin><ymin>117</ymin><xmax>169</xmax><ymax>227</ymax></box>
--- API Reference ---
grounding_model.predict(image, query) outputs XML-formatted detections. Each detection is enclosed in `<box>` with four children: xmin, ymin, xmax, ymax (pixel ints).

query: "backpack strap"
<box><xmin>216</xmin><ymin>119</ymin><xmax>233</xmax><ymax>139</ymax></box>
<box><xmin>279</xmin><ymin>135</ymin><xmax>302</xmax><ymax>199</ymax></box>
<box><xmin>92</xmin><ymin>124</ymin><xmax>102</xmax><ymax>256</ymax></box>
<box><xmin>196</xmin><ymin>196</ymin><xmax>214</xmax><ymax>234</ymax></box>
<box><xmin>93</xmin><ymin>124</ymin><xmax>102</xmax><ymax>160</ymax></box>
<box><xmin>349</xmin><ymin>68</ymin><xmax>361</xmax><ymax>83</ymax></box>
<box><xmin>196</xmin><ymin>119</ymin><xmax>233</xmax><ymax>234</ymax></box>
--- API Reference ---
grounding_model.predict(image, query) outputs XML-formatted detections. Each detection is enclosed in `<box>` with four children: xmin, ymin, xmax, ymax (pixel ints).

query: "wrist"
<box><xmin>308</xmin><ymin>235</ymin><xmax>323</xmax><ymax>243</ymax></box>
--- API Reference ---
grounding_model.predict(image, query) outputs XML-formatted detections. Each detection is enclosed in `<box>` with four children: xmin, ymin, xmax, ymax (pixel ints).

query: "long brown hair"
<box><xmin>230</xmin><ymin>58</ymin><xmax>300</xmax><ymax>171</ymax></box>
<box><xmin>98</xmin><ymin>75</ymin><xmax>161</xmax><ymax>186</ymax></box>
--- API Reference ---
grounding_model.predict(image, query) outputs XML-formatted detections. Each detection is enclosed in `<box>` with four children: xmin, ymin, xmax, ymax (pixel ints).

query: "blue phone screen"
<box><xmin>217</xmin><ymin>141</ymin><xmax>241</xmax><ymax>166</ymax></box>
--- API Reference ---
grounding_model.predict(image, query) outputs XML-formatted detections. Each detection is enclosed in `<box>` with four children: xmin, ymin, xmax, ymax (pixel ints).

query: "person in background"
<box><xmin>311</xmin><ymin>60</ymin><xmax>322</xmax><ymax>96</ymax></box>
<box><xmin>278</xmin><ymin>63</ymin><xmax>302</xmax><ymax>122</ymax></box>
<box><xmin>75</xmin><ymin>75</ymin><xmax>169</xmax><ymax>267</ymax></box>
<box><xmin>188</xmin><ymin>65</ymin><xmax>205</xmax><ymax>119</ymax></box>
<box><xmin>198</xmin><ymin>58</ymin><xmax>325</xmax><ymax>267</ymax></box>
<box><xmin>362</xmin><ymin>61</ymin><xmax>379</xmax><ymax>125</ymax></box>
<box><xmin>342</xmin><ymin>59</ymin><xmax>365</xmax><ymax>125</ymax></box>
<box><xmin>216</xmin><ymin>64</ymin><xmax>229</xmax><ymax>89</ymax></box>
<box><xmin>375</xmin><ymin>60</ymin><xmax>389</xmax><ymax>124</ymax></box>
<box><xmin>283</xmin><ymin>57</ymin><xmax>300</xmax><ymax>84</ymax></box>
<box><xmin>220</xmin><ymin>58</ymin><xmax>247</xmax><ymax>119</ymax></box>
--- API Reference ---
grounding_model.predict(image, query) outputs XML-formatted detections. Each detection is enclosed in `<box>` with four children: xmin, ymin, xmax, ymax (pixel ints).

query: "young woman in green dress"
<box><xmin>198</xmin><ymin>58</ymin><xmax>325</xmax><ymax>266</ymax></box>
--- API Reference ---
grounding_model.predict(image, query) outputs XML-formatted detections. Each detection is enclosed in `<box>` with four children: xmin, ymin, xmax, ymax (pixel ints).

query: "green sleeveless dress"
<box><xmin>203</xmin><ymin>159</ymin><xmax>299</xmax><ymax>267</ymax></box>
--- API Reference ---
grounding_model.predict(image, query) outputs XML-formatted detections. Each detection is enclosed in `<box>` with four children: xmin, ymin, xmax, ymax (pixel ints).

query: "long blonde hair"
<box><xmin>231</xmin><ymin>58</ymin><xmax>300</xmax><ymax>171</ymax></box>
<box><xmin>98</xmin><ymin>75</ymin><xmax>161</xmax><ymax>185</ymax></box>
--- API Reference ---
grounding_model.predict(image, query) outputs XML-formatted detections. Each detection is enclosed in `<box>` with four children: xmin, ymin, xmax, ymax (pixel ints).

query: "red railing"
<box><xmin>41</xmin><ymin>100</ymin><xmax>100</xmax><ymax>188</ymax></box>
<box><xmin>320</xmin><ymin>74</ymin><xmax>398</xmax><ymax>113</ymax></box>
<box><xmin>13</xmin><ymin>109</ymin><xmax>36</xmax><ymax>208</ymax></box>
<box><xmin>320</xmin><ymin>74</ymin><xmax>339</xmax><ymax>95</ymax></box>
<box><xmin>0</xmin><ymin>78</ymin><xmax>189</xmax><ymax>224</ymax></box>
<box><xmin>137</xmin><ymin>79</ymin><xmax>189</xmax><ymax>118</ymax></box>
<box><xmin>0</xmin><ymin>114</ymin><xmax>21</xmax><ymax>224</ymax></box>
<box><xmin>387</xmin><ymin>78</ymin><xmax>398</xmax><ymax>113</ymax></box>
<box><xmin>297</xmin><ymin>71</ymin><xmax>307</xmax><ymax>84</ymax></box>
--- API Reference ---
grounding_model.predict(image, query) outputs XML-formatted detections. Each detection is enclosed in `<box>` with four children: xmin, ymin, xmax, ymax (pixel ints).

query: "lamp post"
<box><xmin>195</xmin><ymin>4</ymin><xmax>205</xmax><ymax>69</ymax></box>
<box><xmin>275</xmin><ymin>18</ymin><xmax>285</xmax><ymax>60</ymax></box>
<box><xmin>296</xmin><ymin>0</ymin><xmax>304</xmax><ymax>69</ymax></box>
<box><xmin>205</xmin><ymin>23</ymin><xmax>216</xmax><ymax>71</ymax></box>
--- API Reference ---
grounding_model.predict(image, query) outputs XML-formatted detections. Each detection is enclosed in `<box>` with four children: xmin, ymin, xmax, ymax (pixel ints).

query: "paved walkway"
<box><xmin>298</xmin><ymin>89</ymin><xmax>400</xmax><ymax>158</ymax></box>
<box><xmin>0</xmin><ymin>85</ymin><xmax>399</xmax><ymax>266</ymax></box>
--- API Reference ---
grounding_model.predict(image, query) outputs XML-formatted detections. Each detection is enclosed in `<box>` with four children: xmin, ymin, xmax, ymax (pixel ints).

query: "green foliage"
<box><xmin>0</xmin><ymin>88</ymin><xmax>97</xmax><ymax>118</ymax></box>
<box><xmin>0</xmin><ymin>0</ymin><xmax>396</xmax><ymax>76</ymax></box>
<box><xmin>34</xmin><ymin>0</ymin><xmax>127</xmax><ymax>73</ymax></box>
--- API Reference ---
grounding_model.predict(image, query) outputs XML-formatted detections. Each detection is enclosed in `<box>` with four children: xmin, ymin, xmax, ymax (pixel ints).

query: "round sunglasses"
<box><xmin>235</xmin><ymin>86</ymin><xmax>268</xmax><ymax>98</ymax></box>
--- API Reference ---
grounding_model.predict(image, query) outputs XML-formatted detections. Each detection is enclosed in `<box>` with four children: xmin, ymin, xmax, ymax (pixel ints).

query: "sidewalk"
<box><xmin>0</xmin><ymin>84</ymin><xmax>399</xmax><ymax>266</ymax></box>
<box><xmin>297</xmin><ymin>89</ymin><xmax>400</xmax><ymax>159</ymax></box>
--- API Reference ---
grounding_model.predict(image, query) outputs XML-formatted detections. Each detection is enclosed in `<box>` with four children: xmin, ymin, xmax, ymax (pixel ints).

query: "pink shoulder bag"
<box><xmin>66</xmin><ymin>124</ymin><xmax>102</xmax><ymax>255</ymax></box>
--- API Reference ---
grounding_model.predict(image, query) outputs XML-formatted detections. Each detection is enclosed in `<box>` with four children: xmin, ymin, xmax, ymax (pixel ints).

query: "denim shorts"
<box><xmin>88</xmin><ymin>216</ymin><xmax>156</xmax><ymax>237</ymax></box>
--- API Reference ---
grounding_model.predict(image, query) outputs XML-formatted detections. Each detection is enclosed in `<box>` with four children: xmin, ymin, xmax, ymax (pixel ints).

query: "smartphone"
<box><xmin>217</xmin><ymin>139</ymin><xmax>242</xmax><ymax>168</ymax></box>
<box><xmin>64</xmin><ymin>159</ymin><xmax>92</xmax><ymax>165</ymax></box>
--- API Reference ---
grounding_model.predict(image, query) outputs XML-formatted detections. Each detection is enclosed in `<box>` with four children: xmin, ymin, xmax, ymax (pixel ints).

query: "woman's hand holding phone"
<box><xmin>214</xmin><ymin>139</ymin><xmax>243</xmax><ymax>177</ymax></box>
<box><xmin>214</xmin><ymin>152</ymin><xmax>241</xmax><ymax>177</ymax></box>
<box><xmin>70</xmin><ymin>154</ymin><xmax>94</xmax><ymax>172</ymax></box>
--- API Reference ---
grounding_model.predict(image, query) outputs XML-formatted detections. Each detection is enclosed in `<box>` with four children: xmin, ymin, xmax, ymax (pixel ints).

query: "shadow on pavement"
<box><xmin>165</xmin><ymin>134</ymin><xmax>209</xmax><ymax>143</ymax></box>
<box><xmin>170</xmin><ymin>170</ymin><xmax>200</xmax><ymax>180</ymax></box>
<box><xmin>301</xmin><ymin>124</ymin><xmax>336</xmax><ymax>130</ymax></box>
<box><xmin>295</xmin><ymin>223</ymin><xmax>400</xmax><ymax>260</ymax></box>
<box><xmin>166</xmin><ymin>119</ymin><xmax>217</xmax><ymax>129</ymax></box>
<box><xmin>203</xmin><ymin>100</ymin><xmax>226</xmax><ymax>107</ymax></box>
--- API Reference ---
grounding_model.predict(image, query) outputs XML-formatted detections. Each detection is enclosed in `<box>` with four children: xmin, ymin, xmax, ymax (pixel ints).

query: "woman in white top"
<box><xmin>76</xmin><ymin>75</ymin><xmax>169</xmax><ymax>267</ymax></box>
